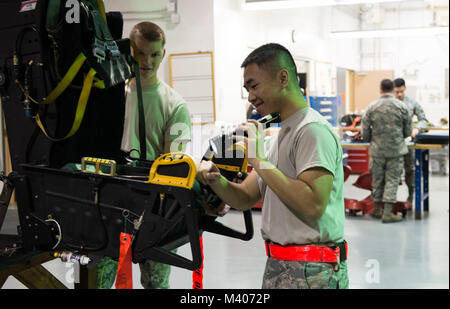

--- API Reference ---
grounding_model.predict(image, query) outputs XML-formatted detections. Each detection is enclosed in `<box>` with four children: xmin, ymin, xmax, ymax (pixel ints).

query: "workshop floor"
<box><xmin>1</xmin><ymin>173</ymin><xmax>448</xmax><ymax>289</ymax></box>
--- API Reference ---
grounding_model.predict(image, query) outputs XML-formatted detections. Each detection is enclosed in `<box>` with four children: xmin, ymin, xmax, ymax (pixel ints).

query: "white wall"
<box><xmin>359</xmin><ymin>1</ymin><xmax>449</xmax><ymax>124</ymax></box>
<box><xmin>393</xmin><ymin>34</ymin><xmax>448</xmax><ymax>126</ymax></box>
<box><xmin>213</xmin><ymin>0</ymin><xmax>361</xmax><ymax>126</ymax></box>
<box><xmin>105</xmin><ymin>0</ymin><xmax>216</xmax><ymax>160</ymax></box>
<box><xmin>213</xmin><ymin>0</ymin><xmax>249</xmax><ymax>125</ymax></box>
<box><xmin>104</xmin><ymin>0</ymin><xmax>362</xmax><ymax>159</ymax></box>
<box><xmin>330</xmin><ymin>8</ymin><xmax>362</xmax><ymax>72</ymax></box>
<box><xmin>105</xmin><ymin>0</ymin><xmax>448</xmax><ymax>128</ymax></box>
<box><xmin>106</xmin><ymin>0</ymin><xmax>361</xmax><ymax>126</ymax></box>
<box><xmin>105</xmin><ymin>0</ymin><xmax>215</xmax><ymax>86</ymax></box>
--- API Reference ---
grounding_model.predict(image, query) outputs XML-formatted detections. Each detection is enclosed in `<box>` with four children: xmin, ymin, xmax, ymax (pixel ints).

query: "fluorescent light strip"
<box><xmin>243</xmin><ymin>0</ymin><xmax>333</xmax><ymax>10</ymax></box>
<box><xmin>335</xmin><ymin>0</ymin><xmax>405</xmax><ymax>4</ymax></box>
<box><xmin>242</xmin><ymin>0</ymin><xmax>405</xmax><ymax>10</ymax></box>
<box><xmin>330</xmin><ymin>26</ymin><xmax>449</xmax><ymax>39</ymax></box>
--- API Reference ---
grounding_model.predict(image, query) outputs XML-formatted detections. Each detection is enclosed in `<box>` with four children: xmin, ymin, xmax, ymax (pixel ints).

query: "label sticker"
<box><xmin>20</xmin><ymin>0</ymin><xmax>37</xmax><ymax>13</ymax></box>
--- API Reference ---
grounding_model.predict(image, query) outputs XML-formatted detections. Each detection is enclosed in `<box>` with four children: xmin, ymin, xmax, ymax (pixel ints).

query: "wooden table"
<box><xmin>341</xmin><ymin>142</ymin><xmax>444</xmax><ymax>219</ymax></box>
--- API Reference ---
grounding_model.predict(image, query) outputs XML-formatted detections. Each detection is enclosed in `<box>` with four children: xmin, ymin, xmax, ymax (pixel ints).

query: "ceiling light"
<box><xmin>330</xmin><ymin>26</ymin><xmax>449</xmax><ymax>39</ymax></box>
<box><xmin>243</xmin><ymin>0</ymin><xmax>333</xmax><ymax>10</ymax></box>
<box><xmin>334</xmin><ymin>0</ymin><xmax>406</xmax><ymax>4</ymax></box>
<box><xmin>242</xmin><ymin>0</ymin><xmax>406</xmax><ymax>10</ymax></box>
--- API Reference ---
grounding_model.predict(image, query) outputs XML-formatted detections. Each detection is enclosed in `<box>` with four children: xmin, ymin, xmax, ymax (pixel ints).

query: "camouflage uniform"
<box><xmin>262</xmin><ymin>259</ymin><xmax>349</xmax><ymax>289</ymax></box>
<box><xmin>361</xmin><ymin>94</ymin><xmax>412</xmax><ymax>204</ymax></box>
<box><xmin>97</xmin><ymin>249</ymin><xmax>177</xmax><ymax>289</ymax></box>
<box><xmin>139</xmin><ymin>255</ymin><xmax>175</xmax><ymax>289</ymax></box>
<box><xmin>97</xmin><ymin>257</ymin><xmax>118</xmax><ymax>289</ymax></box>
<box><xmin>401</xmin><ymin>96</ymin><xmax>428</xmax><ymax>202</ymax></box>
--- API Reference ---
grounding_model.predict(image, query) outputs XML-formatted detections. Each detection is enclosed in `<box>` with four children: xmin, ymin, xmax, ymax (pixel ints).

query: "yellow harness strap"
<box><xmin>96</xmin><ymin>0</ymin><xmax>107</xmax><ymax>23</ymax></box>
<box><xmin>41</xmin><ymin>53</ymin><xmax>87</xmax><ymax>105</ymax></box>
<box><xmin>36</xmin><ymin>68</ymin><xmax>97</xmax><ymax>141</ymax></box>
<box><xmin>35</xmin><ymin>0</ymin><xmax>108</xmax><ymax>142</ymax></box>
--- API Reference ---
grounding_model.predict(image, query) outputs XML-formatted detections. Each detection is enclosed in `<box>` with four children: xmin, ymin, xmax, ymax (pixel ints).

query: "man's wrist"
<box><xmin>209</xmin><ymin>174</ymin><xmax>228</xmax><ymax>189</ymax></box>
<box><xmin>249</xmin><ymin>158</ymin><xmax>273</xmax><ymax>171</ymax></box>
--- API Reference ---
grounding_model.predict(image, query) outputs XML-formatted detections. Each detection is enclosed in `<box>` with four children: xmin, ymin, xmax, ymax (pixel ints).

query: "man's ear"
<box><xmin>162</xmin><ymin>48</ymin><xmax>166</xmax><ymax>59</ymax></box>
<box><xmin>279</xmin><ymin>69</ymin><xmax>289</xmax><ymax>89</ymax></box>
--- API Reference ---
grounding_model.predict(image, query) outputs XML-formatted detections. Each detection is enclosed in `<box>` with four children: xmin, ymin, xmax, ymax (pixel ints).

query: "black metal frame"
<box><xmin>4</xmin><ymin>163</ymin><xmax>253</xmax><ymax>271</ymax></box>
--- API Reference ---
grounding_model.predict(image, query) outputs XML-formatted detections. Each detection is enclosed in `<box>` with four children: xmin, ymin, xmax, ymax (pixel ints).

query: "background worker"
<box><xmin>361</xmin><ymin>79</ymin><xmax>412</xmax><ymax>223</ymax></box>
<box><xmin>393</xmin><ymin>78</ymin><xmax>428</xmax><ymax>204</ymax></box>
<box><xmin>197</xmin><ymin>43</ymin><xmax>348</xmax><ymax>289</ymax></box>
<box><xmin>98</xmin><ymin>21</ymin><xmax>192</xmax><ymax>289</ymax></box>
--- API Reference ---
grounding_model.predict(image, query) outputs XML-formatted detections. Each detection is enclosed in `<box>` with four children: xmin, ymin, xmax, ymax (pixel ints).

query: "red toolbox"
<box><xmin>347</xmin><ymin>148</ymin><xmax>370</xmax><ymax>173</ymax></box>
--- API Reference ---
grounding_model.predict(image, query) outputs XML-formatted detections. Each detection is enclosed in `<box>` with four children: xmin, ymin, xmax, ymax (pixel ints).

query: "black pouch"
<box><xmin>45</xmin><ymin>0</ymin><xmax>134</xmax><ymax>90</ymax></box>
<box><xmin>78</xmin><ymin>0</ymin><xmax>133</xmax><ymax>89</ymax></box>
<box><xmin>34</xmin><ymin>0</ymin><xmax>137</xmax><ymax>144</ymax></box>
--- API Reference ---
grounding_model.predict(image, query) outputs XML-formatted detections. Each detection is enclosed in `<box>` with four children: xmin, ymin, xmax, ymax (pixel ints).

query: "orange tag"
<box><xmin>115</xmin><ymin>232</ymin><xmax>133</xmax><ymax>289</ymax></box>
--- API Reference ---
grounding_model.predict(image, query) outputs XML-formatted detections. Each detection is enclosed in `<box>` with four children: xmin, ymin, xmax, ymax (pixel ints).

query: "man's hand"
<box><xmin>196</xmin><ymin>160</ymin><xmax>221</xmax><ymax>186</ymax></box>
<box><xmin>233</xmin><ymin>119</ymin><xmax>268</xmax><ymax>167</ymax></box>
<box><xmin>411</xmin><ymin>128</ymin><xmax>420</xmax><ymax>139</ymax></box>
<box><xmin>200</xmin><ymin>200</ymin><xmax>231</xmax><ymax>217</ymax></box>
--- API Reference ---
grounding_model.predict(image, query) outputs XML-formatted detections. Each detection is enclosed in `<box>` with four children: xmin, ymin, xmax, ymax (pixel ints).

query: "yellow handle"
<box><xmin>148</xmin><ymin>153</ymin><xmax>196</xmax><ymax>189</ymax></box>
<box><xmin>81</xmin><ymin>157</ymin><xmax>117</xmax><ymax>176</ymax></box>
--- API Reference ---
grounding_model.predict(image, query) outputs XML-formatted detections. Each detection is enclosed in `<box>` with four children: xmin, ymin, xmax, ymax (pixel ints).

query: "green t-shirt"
<box><xmin>121</xmin><ymin>80</ymin><xmax>192</xmax><ymax>160</ymax></box>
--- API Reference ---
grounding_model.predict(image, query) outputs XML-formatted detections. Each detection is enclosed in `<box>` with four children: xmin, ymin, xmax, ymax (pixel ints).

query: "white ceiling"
<box><xmin>423</xmin><ymin>0</ymin><xmax>449</xmax><ymax>7</ymax></box>
<box><xmin>244</xmin><ymin>0</ymin><xmax>449</xmax><ymax>8</ymax></box>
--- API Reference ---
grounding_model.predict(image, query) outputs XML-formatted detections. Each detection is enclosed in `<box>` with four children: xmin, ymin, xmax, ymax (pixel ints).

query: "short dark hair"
<box><xmin>130</xmin><ymin>21</ymin><xmax>166</xmax><ymax>46</ymax></box>
<box><xmin>394</xmin><ymin>78</ymin><xmax>406</xmax><ymax>88</ymax></box>
<box><xmin>381</xmin><ymin>79</ymin><xmax>394</xmax><ymax>93</ymax></box>
<box><xmin>241</xmin><ymin>43</ymin><xmax>298</xmax><ymax>84</ymax></box>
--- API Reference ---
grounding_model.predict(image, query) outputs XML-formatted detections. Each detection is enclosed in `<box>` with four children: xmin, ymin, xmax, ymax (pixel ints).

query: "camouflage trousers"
<box><xmin>139</xmin><ymin>252</ymin><xmax>176</xmax><ymax>289</ymax></box>
<box><xmin>96</xmin><ymin>248</ymin><xmax>177</xmax><ymax>289</ymax></box>
<box><xmin>97</xmin><ymin>257</ymin><xmax>118</xmax><ymax>289</ymax></box>
<box><xmin>370</xmin><ymin>156</ymin><xmax>404</xmax><ymax>204</ymax></box>
<box><xmin>262</xmin><ymin>258</ymin><xmax>349</xmax><ymax>289</ymax></box>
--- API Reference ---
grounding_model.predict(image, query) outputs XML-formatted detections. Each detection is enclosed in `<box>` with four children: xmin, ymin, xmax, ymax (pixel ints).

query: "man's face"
<box><xmin>243</xmin><ymin>63</ymin><xmax>281</xmax><ymax>116</ymax></box>
<box><xmin>394</xmin><ymin>85</ymin><xmax>406</xmax><ymax>101</ymax></box>
<box><xmin>132</xmin><ymin>36</ymin><xmax>165</xmax><ymax>80</ymax></box>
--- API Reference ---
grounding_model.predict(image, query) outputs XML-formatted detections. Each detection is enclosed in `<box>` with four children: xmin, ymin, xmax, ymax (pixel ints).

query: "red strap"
<box><xmin>116</xmin><ymin>232</ymin><xmax>133</xmax><ymax>289</ymax></box>
<box><xmin>266</xmin><ymin>242</ymin><xmax>341</xmax><ymax>263</ymax></box>
<box><xmin>192</xmin><ymin>236</ymin><xmax>204</xmax><ymax>289</ymax></box>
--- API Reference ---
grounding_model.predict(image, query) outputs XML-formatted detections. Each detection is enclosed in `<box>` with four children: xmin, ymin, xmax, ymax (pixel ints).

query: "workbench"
<box><xmin>341</xmin><ymin>142</ymin><xmax>445</xmax><ymax>219</ymax></box>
